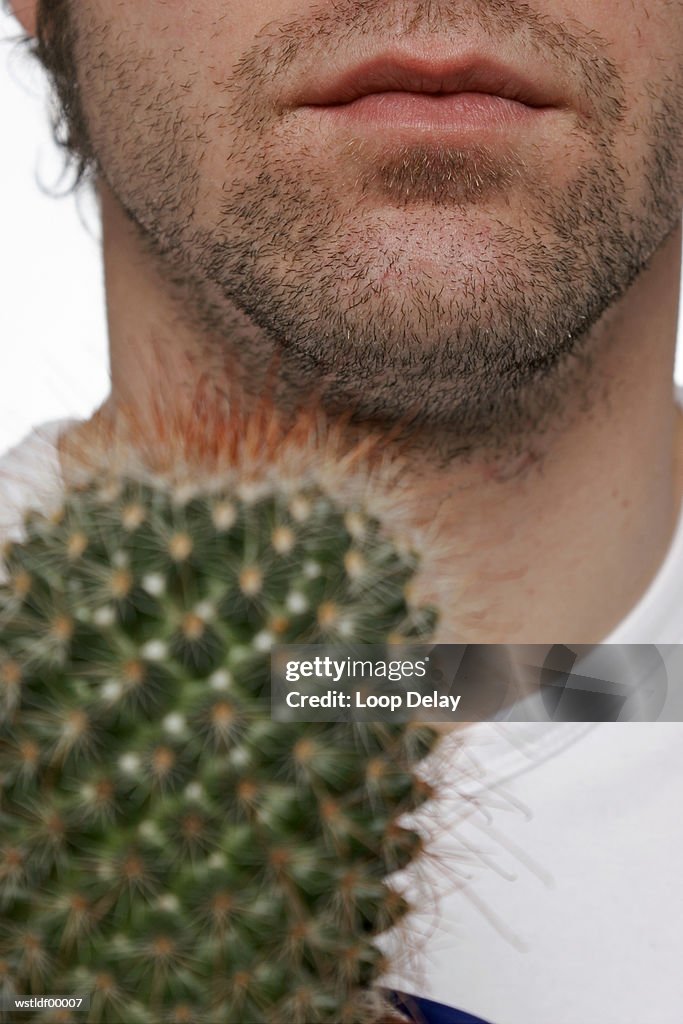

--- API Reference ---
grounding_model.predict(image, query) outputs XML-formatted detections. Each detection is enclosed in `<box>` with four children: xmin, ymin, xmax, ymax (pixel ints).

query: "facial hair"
<box><xmin>45</xmin><ymin>0</ymin><xmax>683</xmax><ymax>456</ymax></box>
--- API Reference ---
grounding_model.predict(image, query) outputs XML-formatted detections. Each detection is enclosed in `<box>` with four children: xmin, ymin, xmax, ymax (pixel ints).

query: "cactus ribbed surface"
<box><xmin>0</xmin><ymin>410</ymin><xmax>440</xmax><ymax>1024</ymax></box>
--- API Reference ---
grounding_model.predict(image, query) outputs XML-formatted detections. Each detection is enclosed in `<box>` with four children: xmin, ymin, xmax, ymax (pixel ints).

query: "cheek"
<box><xmin>560</xmin><ymin>0</ymin><xmax>682</xmax><ymax>52</ymax></box>
<box><xmin>555</xmin><ymin>0</ymin><xmax>681</xmax><ymax>110</ymax></box>
<box><xmin>79</xmin><ymin>0</ymin><xmax>307</xmax><ymax>138</ymax></box>
<box><xmin>564</xmin><ymin>1</ymin><xmax>683</xmax><ymax>192</ymax></box>
<box><xmin>85</xmin><ymin>0</ymin><xmax>299</xmax><ymax>65</ymax></box>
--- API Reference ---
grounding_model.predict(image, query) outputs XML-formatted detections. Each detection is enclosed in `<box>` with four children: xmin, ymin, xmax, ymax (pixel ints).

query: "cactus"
<box><xmin>0</xmin><ymin>401</ymin><xmax>443</xmax><ymax>1024</ymax></box>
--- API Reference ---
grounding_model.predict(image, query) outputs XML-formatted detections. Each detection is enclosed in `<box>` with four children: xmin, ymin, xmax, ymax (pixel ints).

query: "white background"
<box><xmin>0</xmin><ymin>11</ymin><xmax>108</xmax><ymax>453</ymax></box>
<box><xmin>1</xmin><ymin>9</ymin><xmax>682</xmax><ymax>455</ymax></box>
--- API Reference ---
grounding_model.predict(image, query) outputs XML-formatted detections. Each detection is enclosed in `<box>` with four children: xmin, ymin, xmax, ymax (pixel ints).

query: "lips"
<box><xmin>295</xmin><ymin>54</ymin><xmax>562</xmax><ymax>112</ymax></box>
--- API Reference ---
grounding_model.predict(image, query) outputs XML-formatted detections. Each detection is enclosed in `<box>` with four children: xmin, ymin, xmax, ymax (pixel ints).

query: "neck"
<box><xmin>73</xmin><ymin>183</ymin><xmax>683</xmax><ymax>644</ymax></box>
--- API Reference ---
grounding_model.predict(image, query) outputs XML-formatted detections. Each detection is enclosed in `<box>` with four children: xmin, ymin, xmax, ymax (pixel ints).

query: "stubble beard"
<box><xmin>42</xmin><ymin>0</ymin><xmax>683</xmax><ymax>458</ymax></box>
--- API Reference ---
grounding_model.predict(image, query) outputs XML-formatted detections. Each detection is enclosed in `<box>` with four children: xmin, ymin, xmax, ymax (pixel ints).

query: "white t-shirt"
<box><xmin>1</xmin><ymin>416</ymin><xmax>682</xmax><ymax>1024</ymax></box>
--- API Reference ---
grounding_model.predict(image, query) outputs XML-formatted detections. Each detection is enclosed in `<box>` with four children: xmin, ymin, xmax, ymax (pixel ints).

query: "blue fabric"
<box><xmin>387</xmin><ymin>990</ymin><xmax>492</xmax><ymax>1024</ymax></box>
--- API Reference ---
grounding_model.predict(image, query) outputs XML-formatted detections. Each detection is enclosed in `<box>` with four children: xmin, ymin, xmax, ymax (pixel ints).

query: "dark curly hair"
<box><xmin>6</xmin><ymin>0</ymin><xmax>94</xmax><ymax>188</ymax></box>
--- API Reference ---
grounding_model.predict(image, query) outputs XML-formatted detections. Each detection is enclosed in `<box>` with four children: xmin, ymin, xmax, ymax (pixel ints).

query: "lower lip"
<box><xmin>308</xmin><ymin>91</ymin><xmax>548</xmax><ymax>134</ymax></box>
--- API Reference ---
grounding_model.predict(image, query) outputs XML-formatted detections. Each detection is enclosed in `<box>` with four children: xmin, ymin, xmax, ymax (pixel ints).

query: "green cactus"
<box><xmin>0</xmin><ymin>415</ymin><xmax>440</xmax><ymax>1024</ymax></box>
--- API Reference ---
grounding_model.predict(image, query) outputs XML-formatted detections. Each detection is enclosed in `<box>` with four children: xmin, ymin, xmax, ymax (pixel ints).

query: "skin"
<box><xmin>8</xmin><ymin>0</ymin><xmax>683</xmax><ymax>643</ymax></box>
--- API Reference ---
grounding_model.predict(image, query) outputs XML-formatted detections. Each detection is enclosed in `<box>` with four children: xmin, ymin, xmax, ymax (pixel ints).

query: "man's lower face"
<box><xmin>64</xmin><ymin>0</ymin><xmax>682</xmax><ymax>443</ymax></box>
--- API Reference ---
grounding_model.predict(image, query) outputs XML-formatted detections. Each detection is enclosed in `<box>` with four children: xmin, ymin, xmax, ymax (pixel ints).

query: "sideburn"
<box><xmin>35</xmin><ymin>0</ymin><xmax>94</xmax><ymax>186</ymax></box>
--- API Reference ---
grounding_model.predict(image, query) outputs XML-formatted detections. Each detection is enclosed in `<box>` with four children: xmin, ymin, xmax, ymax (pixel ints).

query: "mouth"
<box><xmin>301</xmin><ymin>54</ymin><xmax>560</xmax><ymax>108</ymax></box>
<box><xmin>293</xmin><ymin>53</ymin><xmax>563</xmax><ymax>136</ymax></box>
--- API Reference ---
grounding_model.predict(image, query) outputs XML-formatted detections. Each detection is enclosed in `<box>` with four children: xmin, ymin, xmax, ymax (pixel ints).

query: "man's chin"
<box><xmin>297</xmin><ymin>200</ymin><xmax>557</xmax><ymax>296</ymax></box>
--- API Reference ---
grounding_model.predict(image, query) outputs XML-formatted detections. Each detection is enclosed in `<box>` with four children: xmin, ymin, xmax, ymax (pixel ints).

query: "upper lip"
<box><xmin>295</xmin><ymin>53</ymin><xmax>563</xmax><ymax>110</ymax></box>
